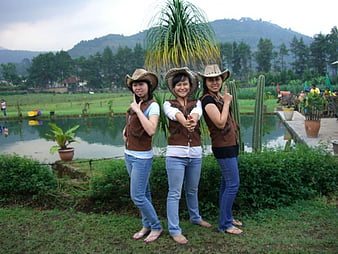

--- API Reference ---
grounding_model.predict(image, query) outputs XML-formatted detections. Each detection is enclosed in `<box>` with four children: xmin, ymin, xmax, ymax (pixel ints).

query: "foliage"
<box><xmin>87</xmin><ymin>145</ymin><xmax>337</xmax><ymax>217</ymax></box>
<box><xmin>145</xmin><ymin>0</ymin><xmax>220</xmax><ymax>72</ymax></box>
<box><xmin>0</xmin><ymin>154</ymin><xmax>57</xmax><ymax>198</ymax></box>
<box><xmin>45</xmin><ymin>123</ymin><xmax>80</xmax><ymax>154</ymax></box>
<box><xmin>299</xmin><ymin>92</ymin><xmax>327</xmax><ymax>120</ymax></box>
<box><xmin>90</xmin><ymin>159</ymin><xmax>131</xmax><ymax>210</ymax></box>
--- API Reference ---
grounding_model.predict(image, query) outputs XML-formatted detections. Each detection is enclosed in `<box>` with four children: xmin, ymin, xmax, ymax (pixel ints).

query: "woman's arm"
<box><xmin>204</xmin><ymin>92</ymin><xmax>232</xmax><ymax>129</ymax></box>
<box><xmin>130</xmin><ymin>96</ymin><xmax>159</xmax><ymax>136</ymax></box>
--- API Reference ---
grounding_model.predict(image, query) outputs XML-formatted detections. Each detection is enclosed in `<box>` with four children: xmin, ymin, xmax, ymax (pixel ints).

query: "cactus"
<box><xmin>228</xmin><ymin>80</ymin><xmax>243</xmax><ymax>151</ymax></box>
<box><xmin>252</xmin><ymin>75</ymin><xmax>265</xmax><ymax>153</ymax></box>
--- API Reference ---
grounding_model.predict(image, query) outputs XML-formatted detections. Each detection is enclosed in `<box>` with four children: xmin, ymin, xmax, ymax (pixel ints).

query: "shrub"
<box><xmin>0</xmin><ymin>155</ymin><xmax>58</xmax><ymax>199</ymax></box>
<box><xmin>90</xmin><ymin>159</ymin><xmax>130</xmax><ymax>209</ymax></box>
<box><xmin>88</xmin><ymin>145</ymin><xmax>337</xmax><ymax>217</ymax></box>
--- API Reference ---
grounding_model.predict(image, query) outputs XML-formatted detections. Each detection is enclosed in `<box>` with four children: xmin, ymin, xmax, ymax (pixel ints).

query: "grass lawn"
<box><xmin>0</xmin><ymin>92</ymin><xmax>280</xmax><ymax>118</ymax></box>
<box><xmin>0</xmin><ymin>197</ymin><xmax>336</xmax><ymax>253</ymax></box>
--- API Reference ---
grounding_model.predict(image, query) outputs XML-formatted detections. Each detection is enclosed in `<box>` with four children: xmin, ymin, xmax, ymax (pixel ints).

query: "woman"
<box><xmin>164</xmin><ymin>67</ymin><xmax>212</xmax><ymax>245</ymax></box>
<box><xmin>198</xmin><ymin>64</ymin><xmax>243</xmax><ymax>235</ymax></box>
<box><xmin>123</xmin><ymin>69</ymin><xmax>163</xmax><ymax>242</ymax></box>
<box><xmin>1</xmin><ymin>99</ymin><xmax>6</xmax><ymax>116</ymax></box>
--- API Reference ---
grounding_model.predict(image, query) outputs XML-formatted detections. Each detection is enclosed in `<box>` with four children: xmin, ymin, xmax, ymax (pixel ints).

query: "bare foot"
<box><xmin>132</xmin><ymin>228</ymin><xmax>150</xmax><ymax>240</ymax></box>
<box><xmin>172</xmin><ymin>234</ymin><xmax>188</xmax><ymax>244</ymax></box>
<box><xmin>144</xmin><ymin>229</ymin><xmax>163</xmax><ymax>243</ymax></box>
<box><xmin>194</xmin><ymin>220</ymin><xmax>212</xmax><ymax>228</ymax></box>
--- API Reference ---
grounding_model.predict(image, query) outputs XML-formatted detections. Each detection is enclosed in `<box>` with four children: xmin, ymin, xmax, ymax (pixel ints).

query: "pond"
<box><xmin>0</xmin><ymin>115</ymin><xmax>293</xmax><ymax>163</ymax></box>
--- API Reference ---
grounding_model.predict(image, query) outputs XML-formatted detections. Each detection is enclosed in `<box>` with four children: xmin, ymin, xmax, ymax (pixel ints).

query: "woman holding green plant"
<box><xmin>199</xmin><ymin>64</ymin><xmax>243</xmax><ymax>235</ymax></box>
<box><xmin>123</xmin><ymin>69</ymin><xmax>163</xmax><ymax>243</ymax></box>
<box><xmin>164</xmin><ymin>67</ymin><xmax>212</xmax><ymax>245</ymax></box>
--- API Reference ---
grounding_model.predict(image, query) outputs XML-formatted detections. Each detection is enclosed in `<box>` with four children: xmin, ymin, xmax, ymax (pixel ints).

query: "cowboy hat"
<box><xmin>125</xmin><ymin>69</ymin><xmax>158</xmax><ymax>92</ymax></box>
<box><xmin>165</xmin><ymin>67</ymin><xmax>198</xmax><ymax>97</ymax></box>
<box><xmin>197</xmin><ymin>64</ymin><xmax>230</xmax><ymax>81</ymax></box>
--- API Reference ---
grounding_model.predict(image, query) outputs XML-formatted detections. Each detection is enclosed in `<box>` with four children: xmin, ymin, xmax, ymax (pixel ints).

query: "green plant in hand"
<box><xmin>46</xmin><ymin>123</ymin><xmax>80</xmax><ymax>154</ymax></box>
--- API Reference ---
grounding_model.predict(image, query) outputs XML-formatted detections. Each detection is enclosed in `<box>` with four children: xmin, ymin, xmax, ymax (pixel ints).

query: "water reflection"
<box><xmin>0</xmin><ymin>115</ymin><xmax>293</xmax><ymax>162</ymax></box>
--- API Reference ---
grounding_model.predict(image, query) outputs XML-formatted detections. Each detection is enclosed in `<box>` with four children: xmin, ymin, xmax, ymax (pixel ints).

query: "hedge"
<box><xmin>89</xmin><ymin>145</ymin><xmax>337</xmax><ymax>217</ymax></box>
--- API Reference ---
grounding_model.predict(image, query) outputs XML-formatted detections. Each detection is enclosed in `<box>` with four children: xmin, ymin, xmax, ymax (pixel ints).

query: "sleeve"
<box><xmin>148</xmin><ymin>102</ymin><xmax>160</xmax><ymax>116</ymax></box>
<box><xmin>190</xmin><ymin>100</ymin><xmax>203</xmax><ymax>119</ymax></box>
<box><xmin>163</xmin><ymin>101</ymin><xmax>181</xmax><ymax>121</ymax></box>
<box><xmin>201</xmin><ymin>95</ymin><xmax>215</xmax><ymax>110</ymax></box>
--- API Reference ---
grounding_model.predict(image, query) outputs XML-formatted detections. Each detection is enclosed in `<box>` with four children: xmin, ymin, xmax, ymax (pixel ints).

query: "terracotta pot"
<box><xmin>304</xmin><ymin>120</ymin><xmax>321</xmax><ymax>138</ymax></box>
<box><xmin>58</xmin><ymin>148</ymin><xmax>75</xmax><ymax>161</ymax></box>
<box><xmin>283</xmin><ymin>108</ymin><xmax>294</xmax><ymax>121</ymax></box>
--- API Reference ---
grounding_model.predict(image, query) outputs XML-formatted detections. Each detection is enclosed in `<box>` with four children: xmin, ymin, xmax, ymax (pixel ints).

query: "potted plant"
<box><xmin>299</xmin><ymin>93</ymin><xmax>327</xmax><ymax>138</ymax></box>
<box><xmin>282</xmin><ymin>105</ymin><xmax>295</xmax><ymax>121</ymax></box>
<box><xmin>46</xmin><ymin>123</ymin><xmax>80</xmax><ymax>161</ymax></box>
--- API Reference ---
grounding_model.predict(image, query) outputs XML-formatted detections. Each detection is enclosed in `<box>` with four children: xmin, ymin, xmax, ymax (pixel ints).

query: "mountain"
<box><xmin>0</xmin><ymin>18</ymin><xmax>313</xmax><ymax>64</ymax></box>
<box><xmin>0</xmin><ymin>49</ymin><xmax>46</xmax><ymax>64</ymax></box>
<box><xmin>68</xmin><ymin>17</ymin><xmax>313</xmax><ymax>58</ymax></box>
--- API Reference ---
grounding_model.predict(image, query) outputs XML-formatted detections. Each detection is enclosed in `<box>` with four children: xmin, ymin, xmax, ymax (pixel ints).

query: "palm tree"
<box><xmin>145</xmin><ymin>0</ymin><xmax>220</xmax><ymax>74</ymax></box>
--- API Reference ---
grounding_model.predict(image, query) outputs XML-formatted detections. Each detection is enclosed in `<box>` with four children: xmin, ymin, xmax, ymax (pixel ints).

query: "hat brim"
<box><xmin>165</xmin><ymin>67</ymin><xmax>198</xmax><ymax>98</ymax></box>
<box><xmin>197</xmin><ymin>70</ymin><xmax>230</xmax><ymax>81</ymax></box>
<box><xmin>125</xmin><ymin>72</ymin><xmax>158</xmax><ymax>92</ymax></box>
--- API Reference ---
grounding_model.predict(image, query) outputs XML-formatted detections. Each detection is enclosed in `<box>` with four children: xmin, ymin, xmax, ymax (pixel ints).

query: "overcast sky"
<box><xmin>0</xmin><ymin>0</ymin><xmax>336</xmax><ymax>51</ymax></box>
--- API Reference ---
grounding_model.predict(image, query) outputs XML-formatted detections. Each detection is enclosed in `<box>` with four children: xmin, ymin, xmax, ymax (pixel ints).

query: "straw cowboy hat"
<box><xmin>197</xmin><ymin>64</ymin><xmax>230</xmax><ymax>82</ymax></box>
<box><xmin>165</xmin><ymin>67</ymin><xmax>199</xmax><ymax>97</ymax></box>
<box><xmin>125</xmin><ymin>69</ymin><xmax>158</xmax><ymax>92</ymax></box>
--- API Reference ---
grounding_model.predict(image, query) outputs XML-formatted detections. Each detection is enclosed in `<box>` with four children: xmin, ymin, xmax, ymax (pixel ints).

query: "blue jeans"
<box><xmin>166</xmin><ymin>157</ymin><xmax>202</xmax><ymax>236</ymax></box>
<box><xmin>125</xmin><ymin>154</ymin><xmax>162</xmax><ymax>231</ymax></box>
<box><xmin>216</xmin><ymin>157</ymin><xmax>240</xmax><ymax>232</ymax></box>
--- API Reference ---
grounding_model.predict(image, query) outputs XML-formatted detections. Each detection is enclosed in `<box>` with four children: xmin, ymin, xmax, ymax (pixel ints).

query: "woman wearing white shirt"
<box><xmin>164</xmin><ymin>67</ymin><xmax>212</xmax><ymax>245</ymax></box>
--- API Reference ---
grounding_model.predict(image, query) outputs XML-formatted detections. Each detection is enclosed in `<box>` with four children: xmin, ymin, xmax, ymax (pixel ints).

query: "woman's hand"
<box><xmin>186</xmin><ymin>115</ymin><xmax>197</xmax><ymax>132</ymax></box>
<box><xmin>130</xmin><ymin>94</ymin><xmax>142</xmax><ymax>113</ymax></box>
<box><xmin>222</xmin><ymin>86</ymin><xmax>232</xmax><ymax>104</ymax></box>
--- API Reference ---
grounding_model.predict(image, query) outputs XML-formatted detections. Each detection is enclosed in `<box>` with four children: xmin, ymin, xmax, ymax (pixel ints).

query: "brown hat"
<box><xmin>165</xmin><ymin>67</ymin><xmax>198</xmax><ymax>97</ymax></box>
<box><xmin>197</xmin><ymin>64</ymin><xmax>230</xmax><ymax>81</ymax></box>
<box><xmin>125</xmin><ymin>69</ymin><xmax>158</xmax><ymax>92</ymax></box>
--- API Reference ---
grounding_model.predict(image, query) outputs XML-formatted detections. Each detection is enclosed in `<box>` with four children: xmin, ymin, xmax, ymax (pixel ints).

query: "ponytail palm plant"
<box><xmin>145</xmin><ymin>0</ymin><xmax>220</xmax><ymax>74</ymax></box>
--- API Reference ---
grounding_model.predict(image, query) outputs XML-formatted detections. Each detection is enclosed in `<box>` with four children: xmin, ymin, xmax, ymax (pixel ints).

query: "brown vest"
<box><xmin>167</xmin><ymin>100</ymin><xmax>201</xmax><ymax>147</ymax></box>
<box><xmin>124</xmin><ymin>99</ymin><xmax>155</xmax><ymax>151</ymax></box>
<box><xmin>201</xmin><ymin>94</ymin><xmax>239</xmax><ymax>147</ymax></box>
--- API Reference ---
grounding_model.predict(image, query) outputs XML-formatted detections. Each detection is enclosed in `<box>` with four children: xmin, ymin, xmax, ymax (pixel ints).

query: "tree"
<box><xmin>309</xmin><ymin>33</ymin><xmax>328</xmax><ymax>75</ymax></box>
<box><xmin>220</xmin><ymin>42</ymin><xmax>233</xmax><ymax>69</ymax></box>
<box><xmin>76</xmin><ymin>53</ymin><xmax>103</xmax><ymax>89</ymax></box>
<box><xmin>0</xmin><ymin>63</ymin><xmax>22</xmax><ymax>85</ymax></box>
<box><xmin>27</xmin><ymin>52</ymin><xmax>57</xmax><ymax>88</ymax></box>
<box><xmin>101</xmin><ymin>46</ymin><xmax>115</xmax><ymax>88</ymax></box>
<box><xmin>290</xmin><ymin>36</ymin><xmax>309</xmax><ymax>76</ymax></box>
<box><xmin>131</xmin><ymin>43</ymin><xmax>146</xmax><ymax>70</ymax></box>
<box><xmin>112</xmin><ymin>46</ymin><xmax>134</xmax><ymax>88</ymax></box>
<box><xmin>326</xmin><ymin>26</ymin><xmax>338</xmax><ymax>76</ymax></box>
<box><xmin>278</xmin><ymin>43</ymin><xmax>288</xmax><ymax>71</ymax></box>
<box><xmin>237</xmin><ymin>42</ymin><xmax>252</xmax><ymax>79</ymax></box>
<box><xmin>145</xmin><ymin>0</ymin><xmax>220</xmax><ymax>73</ymax></box>
<box><xmin>54</xmin><ymin>51</ymin><xmax>75</xmax><ymax>83</ymax></box>
<box><xmin>255</xmin><ymin>38</ymin><xmax>273</xmax><ymax>72</ymax></box>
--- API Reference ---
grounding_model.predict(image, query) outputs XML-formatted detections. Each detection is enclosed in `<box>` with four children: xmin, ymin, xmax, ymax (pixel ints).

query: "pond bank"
<box><xmin>276</xmin><ymin>110</ymin><xmax>338</xmax><ymax>155</ymax></box>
